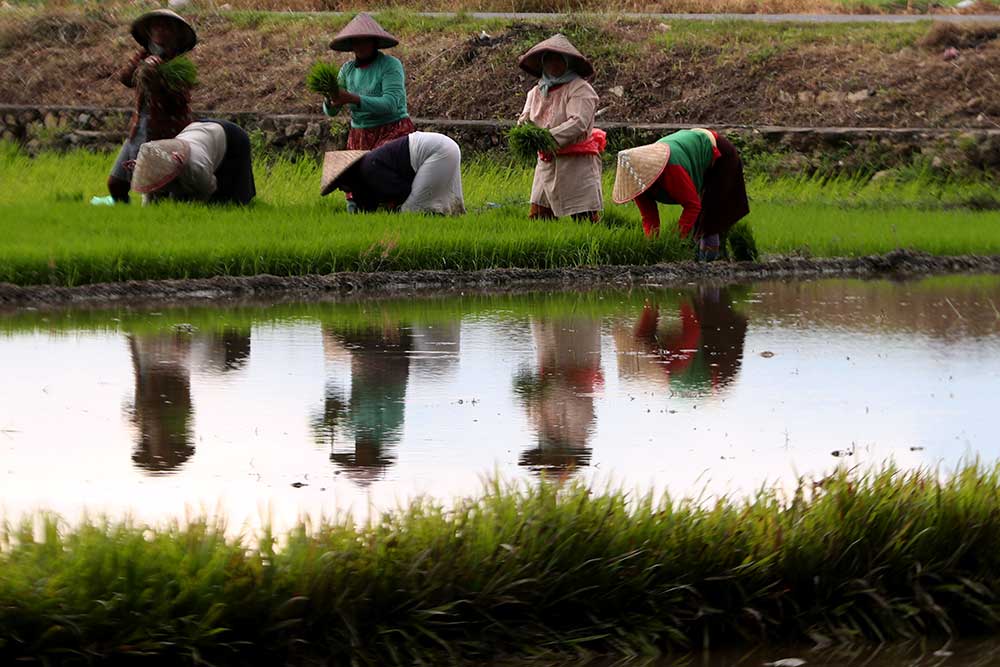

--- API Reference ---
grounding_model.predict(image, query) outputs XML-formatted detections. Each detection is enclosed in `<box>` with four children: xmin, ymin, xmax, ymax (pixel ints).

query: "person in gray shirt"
<box><xmin>131</xmin><ymin>119</ymin><xmax>256</xmax><ymax>205</ymax></box>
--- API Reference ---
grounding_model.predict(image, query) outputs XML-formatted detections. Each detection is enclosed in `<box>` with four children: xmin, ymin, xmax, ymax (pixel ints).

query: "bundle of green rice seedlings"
<box><xmin>306</xmin><ymin>61</ymin><xmax>341</xmax><ymax>98</ymax></box>
<box><xmin>507</xmin><ymin>122</ymin><xmax>558</xmax><ymax>163</ymax></box>
<box><xmin>726</xmin><ymin>221</ymin><xmax>759</xmax><ymax>262</ymax></box>
<box><xmin>157</xmin><ymin>56</ymin><xmax>199</xmax><ymax>92</ymax></box>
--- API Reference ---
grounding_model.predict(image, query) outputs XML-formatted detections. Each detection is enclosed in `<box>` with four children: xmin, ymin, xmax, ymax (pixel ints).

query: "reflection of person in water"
<box><xmin>410</xmin><ymin>321</ymin><xmax>461</xmax><ymax>377</ymax></box>
<box><xmin>191</xmin><ymin>327</ymin><xmax>251</xmax><ymax>374</ymax></box>
<box><xmin>315</xmin><ymin>322</ymin><xmax>412</xmax><ymax>485</ymax></box>
<box><xmin>616</xmin><ymin>286</ymin><xmax>748</xmax><ymax>396</ymax></box>
<box><xmin>514</xmin><ymin>317</ymin><xmax>602</xmax><ymax>475</ymax></box>
<box><xmin>127</xmin><ymin>332</ymin><xmax>195</xmax><ymax>473</ymax></box>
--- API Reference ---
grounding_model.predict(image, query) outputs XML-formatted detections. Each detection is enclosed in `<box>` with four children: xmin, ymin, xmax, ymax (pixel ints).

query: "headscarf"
<box><xmin>538</xmin><ymin>53</ymin><xmax>580</xmax><ymax>98</ymax></box>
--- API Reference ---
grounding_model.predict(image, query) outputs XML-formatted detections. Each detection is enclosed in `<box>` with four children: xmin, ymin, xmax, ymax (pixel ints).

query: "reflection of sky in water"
<box><xmin>1</xmin><ymin>277</ymin><xmax>999</xmax><ymax>530</ymax></box>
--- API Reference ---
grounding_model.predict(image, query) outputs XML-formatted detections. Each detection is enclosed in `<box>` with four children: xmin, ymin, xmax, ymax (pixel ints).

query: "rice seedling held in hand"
<box><xmin>157</xmin><ymin>56</ymin><xmax>199</xmax><ymax>92</ymax></box>
<box><xmin>306</xmin><ymin>61</ymin><xmax>341</xmax><ymax>99</ymax></box>
<box><xmin>507</xmin><ymin>122</ymin><xmax>558</xmax><ymax>164</ymax></box>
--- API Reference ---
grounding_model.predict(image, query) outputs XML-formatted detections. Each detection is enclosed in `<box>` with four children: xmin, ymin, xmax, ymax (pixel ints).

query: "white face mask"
<box><xmin>148</xmin><ymin>42</ymin><xmax>168</xmax><ymax>58</ymax></box>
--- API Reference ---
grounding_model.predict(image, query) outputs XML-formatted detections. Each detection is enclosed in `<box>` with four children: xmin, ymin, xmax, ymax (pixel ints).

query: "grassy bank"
<box><xmin>6</xmin><ymin>0</ymin><xmax>998</xmax><ymax>16</ymax></box>
<box><xmin>2</xmin><ymin>9</ymin><xmax>998</xmax><ymax>129</ymax></box>
<box><xmin>3</xmin><ymin>465</ymin><xmax>1000</xmax><ymax>663</ymax></box>
<box><xmin>1</xmin><ymin>143</ymin><xmax>1000</xmax><ymax>286</ymax></box>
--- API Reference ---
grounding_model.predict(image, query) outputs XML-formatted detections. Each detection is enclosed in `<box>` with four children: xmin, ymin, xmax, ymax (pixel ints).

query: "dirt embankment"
<box><xmin>2</xmin><ymin>251</ymin><xmax>999</xmax><ymax>310</ymax></box>
<box><xmin>1</xmin><ymin>12</ymin><xmax>999</xmax><ymax>128</ymax></box>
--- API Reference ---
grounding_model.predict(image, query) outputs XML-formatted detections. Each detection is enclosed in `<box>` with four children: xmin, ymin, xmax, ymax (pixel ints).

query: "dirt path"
<box><xmin>3</xmin><ymin>251</ymin><xmax>999</xmax><ymax>311</ymax></box>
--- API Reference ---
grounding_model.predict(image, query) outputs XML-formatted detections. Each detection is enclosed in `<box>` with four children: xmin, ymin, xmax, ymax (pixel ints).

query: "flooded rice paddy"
<box><xmin>2</xmin><ymin>275</ymin><xmax>999</xmax><ymax>529</ymax></box>
<box><xmin>566</xmin><ymin>637</ymin><xmax>1000</xmax><ymax>667</ymax></box>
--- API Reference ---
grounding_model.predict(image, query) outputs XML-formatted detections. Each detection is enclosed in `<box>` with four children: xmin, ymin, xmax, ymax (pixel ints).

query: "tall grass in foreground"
<box><xmin>3</xmin><ymin>465</ymin><xmax>1000</xmax><ymax>663</ymax></box>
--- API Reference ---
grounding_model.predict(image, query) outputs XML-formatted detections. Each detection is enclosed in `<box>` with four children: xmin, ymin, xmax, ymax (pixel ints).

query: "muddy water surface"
<box><xmin>2</xmin><ymin>276</ymin><xmax>999</xmax><ymax>529</ymax></box>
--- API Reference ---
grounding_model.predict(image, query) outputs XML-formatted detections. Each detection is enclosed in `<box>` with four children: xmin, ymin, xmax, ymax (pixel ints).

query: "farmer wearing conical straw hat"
<box><xmin>320</xmin><ymin>132</ymin><xmax>464</xmax><ymax>216</ymax></box>
<box><xmin>130</xmin><ymin>119</ymin><xmax>256</xmax><ymax>206</ymax></box>
<box><xmin>322</xmin><ymin>14</ymin><xmax>415</xmax><ymax>148</ymax></box>
<box><xmin>98</xmin><ymin>9</ymin><xmax>198</xmax><ymax>206</ymax></box>
<box><xmin>321</xmin><ymin>13</ymin><xmax>415</xmax><ymax>213</ymax></box>
<box><xmin>517</xmin><ymin>34</ymin><xmax>605</xmax><ymax>222</ymax></box>
<box><xmin>613</xmin><ymin>129</ymin><xmax>750</xmax><ymax>261</ymax></box>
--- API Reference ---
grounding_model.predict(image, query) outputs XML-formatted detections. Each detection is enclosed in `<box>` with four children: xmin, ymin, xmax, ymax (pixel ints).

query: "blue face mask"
<box><xmin>538</xmin><ymin>54</ymin><xmax>580</xmax><ymax>98</ymax></box>
<box><xmin>148</xmin><ymin>42</ymin><xmax>168</xmax><ymax>58</ymax></box>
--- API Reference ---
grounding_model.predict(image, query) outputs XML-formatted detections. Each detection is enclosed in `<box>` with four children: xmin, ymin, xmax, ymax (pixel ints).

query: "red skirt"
<box><xmin>346</xmin><ymin>117</ymin><xmax>416</xmax><ymax>151</ymax></box>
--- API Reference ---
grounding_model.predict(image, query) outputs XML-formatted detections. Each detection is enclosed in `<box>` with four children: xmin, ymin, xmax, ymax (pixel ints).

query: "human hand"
<box><xmin>329</xmin><ymin>90</ymin><xmax>360</xmax><ymax>106</ymax></box>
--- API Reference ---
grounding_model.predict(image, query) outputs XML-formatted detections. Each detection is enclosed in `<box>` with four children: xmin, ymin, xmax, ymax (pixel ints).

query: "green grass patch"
<box><xmin>653</xmin><ymin>19</ymin><xmax>927</xmax><ymax>57</ymax></box>
<box><xmin>1</xmin><ymin>142</ymin><xmax>999</xmax><ymax>287</ymax></box>
<box><xmin>0</xmin><ymin>286</ymin><xmax>703</xmax><ymax>335</ymax></box>
<box><xmin>0</xmin><ymin>145</ymin><xmax>689</xmax><ymax>286</ymax></box>
<box><xmin>4</xmin><ymin>465</ymin><xmax>1000</xmax><ymax>662</ymax></box>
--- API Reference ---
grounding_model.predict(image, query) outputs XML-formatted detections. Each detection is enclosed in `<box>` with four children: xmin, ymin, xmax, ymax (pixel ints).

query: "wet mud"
<box><xmin>2</xmin><ymin>250</ymin><xmax>1000</xmax><ymax>311</ymax></box>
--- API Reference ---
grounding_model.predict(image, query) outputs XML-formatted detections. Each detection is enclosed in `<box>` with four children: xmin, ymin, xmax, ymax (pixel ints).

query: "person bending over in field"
<box><xmin>517</xmin><ymin>34</ymin><xmax>605</xmax><ymax>222</ymax></box>
<box><xmin>130</xmin><ymin>119</ymin><xmax>256</xmax><ymax>206</ymax></box>
<box><xmin>320</xmin><ymin>131</ymin><xmax>464</xmax><ymax>216</ymax></box>
<box><xmin>322</xmin><ymin>13</ymin><xmax>415</xmax><ymax>213</ymax></box>
<box><xmin>613</xmin><ymin>129</ymin><xmax>749</xmax><ymax>261</ymax></box>
<box><xmin>95</xmin><ymin>9</ymin><xmax>197</xmax><ymax>206</ymax></box>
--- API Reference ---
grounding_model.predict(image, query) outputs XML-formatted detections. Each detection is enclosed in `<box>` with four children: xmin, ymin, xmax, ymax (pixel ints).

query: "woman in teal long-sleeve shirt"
<box><xmin>323</xmin><ymin>13</ymin><xmax>415</xmax><ymax>151</ymax></box>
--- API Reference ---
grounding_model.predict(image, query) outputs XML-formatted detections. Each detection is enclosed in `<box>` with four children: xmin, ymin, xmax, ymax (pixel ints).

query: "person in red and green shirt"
<box><xmin>613</xmin><ymin>129</ymin><xmax>750</xmax><ymax>261</ymax></box>
<box><xmin>98</xmin><ymin>10</ymin><xmax>197</xmax><ymax>206</ymax></box>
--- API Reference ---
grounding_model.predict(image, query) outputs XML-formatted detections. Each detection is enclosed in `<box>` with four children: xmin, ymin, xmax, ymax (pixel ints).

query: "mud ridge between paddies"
<box><xmin>1</xmin><ymin>11</ymin><xmax>999</xmax><ymax>128</ymax></box>
<box><xmin>2</xmin><ymin>250</ymin><xmax>998</xmax><ymax>310</ymax></box>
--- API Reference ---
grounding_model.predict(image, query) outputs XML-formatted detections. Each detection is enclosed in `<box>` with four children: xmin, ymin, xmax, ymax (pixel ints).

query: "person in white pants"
<box><xmin>129</xmin><ymin>118</ymin><xmax>256</xmax><ymax>205</ymax></box>
<box><xmin>320</xmin><ymin>131</ymin><xmax>465</xmax><ymax>216</ymax></box>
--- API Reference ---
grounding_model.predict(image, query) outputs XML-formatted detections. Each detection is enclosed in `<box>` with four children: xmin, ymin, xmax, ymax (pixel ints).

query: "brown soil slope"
<box><xmin>1</xmin><ymin>11</ymin><xmax>998</xmax><ymax>127</ymax></box>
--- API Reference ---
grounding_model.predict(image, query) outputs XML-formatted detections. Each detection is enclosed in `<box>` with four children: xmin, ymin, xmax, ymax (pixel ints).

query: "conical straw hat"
<box><xmin>518</xmin><ymin>33</ymin><xmax>594</xmax><ymax>79</ymax></box>
<box><xmin>329</xmin><ymin>13</ymin><xmax>400</xmax><ymax>51</ymax></box>
<box><xmin>320</xmin><ymin>150</ymin><xmax>369</xmax><ymax>196</ymax></box>
<box><xmin>131</xmin><ymin>9</ymin><xmax>198</xmax><ymax>54</ymax></box>
<box><xmin>612</xmin><ymin>143</ymin><xmax>672</xmax><ymax>205</ymax></box>
<box><xmin>132</xmin><ymin>139</ymin><xmax>190</xmax><ymax>194</ymax></box>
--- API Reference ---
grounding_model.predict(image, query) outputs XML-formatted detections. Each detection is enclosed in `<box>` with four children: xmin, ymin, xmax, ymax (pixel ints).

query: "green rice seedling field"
<box><xmin>1</xmin><ymin>142</ymin><xmax>999</xmax><ymax>287</ymax></box>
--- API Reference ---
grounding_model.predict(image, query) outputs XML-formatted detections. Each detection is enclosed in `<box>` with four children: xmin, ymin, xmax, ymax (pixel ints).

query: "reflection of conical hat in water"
<box><xmin>518</xmin><ymin>33</ymin><xmax>594</xmax><ymax>79</ymax></box>
<box><xmin>612</xmin><ymin>142</ymin><xmax>671</xmax><ymax>204</ymax></box>
<box><xmin>519</xmin><ymin>443</ymin><xmax>592</xmax><ymax>472</ymax></box>
<box><xmin>320</xmin><ymin>150</ymin><xmax>368</xmax><ymax>196</ymax></box>
<box><xmin>131</xmin><ymin>9</ymin><xmax>198</xmax><ymax>54</ymax></box>
<box><xmin>329</xmin><ymin>13</ymin><xmax>400</xmax><ymax>51</ymax></box>
<box><xmin>410</xmin><ymin>323</ymin><xmax>461</xmax><ymax>374</ymax></box>
<box><xmin>330</xmin><ymin>444</ymin><xmax>395</xmax><ymax>487</ymax></box>
<box><xmin>132</xmin><ymin>139</ymin><xmax>190</xmax><ymax>194</ymax></box>
<box><xmin>190</xmin><ymin>331</ymin><xmax>251</xmax><ymax>374</ymax></box>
